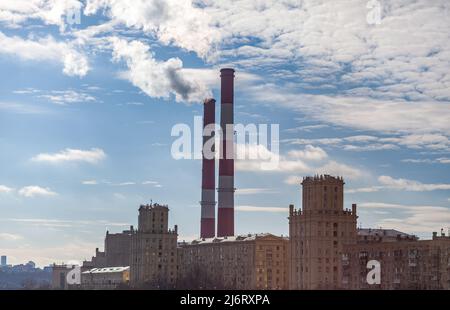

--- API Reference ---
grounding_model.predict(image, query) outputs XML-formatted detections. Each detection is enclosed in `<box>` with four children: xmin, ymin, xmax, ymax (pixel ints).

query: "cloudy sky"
<box><xmin>0</xmin><ymin>0</ymin><xmax>450</xmax><ymax>266</ymax></box>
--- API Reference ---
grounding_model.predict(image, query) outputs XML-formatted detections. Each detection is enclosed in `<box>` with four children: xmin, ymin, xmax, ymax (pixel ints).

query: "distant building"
<box><xmin>82</xmin><ymin>227</ymin><xmax>133</xmax><ymax>270</ymax></box>
<box><xmin>130</xmin><ymin>203</ymin><xmax>178</xmax><ymax>288</ymax></box>
<box><xmin>83</xmin><ymin>248</ymin><xmax>106</xmax><ymax>269</ymax></box>
<box><xmin>342</xmin><ymin>231</ymin><xmax>450</xmax><ymax>289</ymax></box>
<box><xmin>178</xmin><ymin>233</ymin><xmax>289</xmax><ymax>290</ymax></box>
<box><xmin>51</xmin><ymin>264</ymin><xmax>78</xmax><ymax>290</ymax></box>
<box><xmin>105</xmin><ymin>228</ymin><xmax>133</xmax><ymax>267</ymax></box>
<box><xmin>81</xmin><ymin>266</ymin><xmax>130</xmax><ymax>290</ymax></box>
<box><xmin>1</xmin><ymin>256</ymin><xmax>6</xmax><ymax>266</ymax></box>
<box><xmin>289</xmin><ymin>175</ymin><xmax>358</xmax><ymax>289</ymax></box>
<box><xmin>357</xmin><ymin>228</ymin><xmax>418</xmax><ymax>243</ymax></box>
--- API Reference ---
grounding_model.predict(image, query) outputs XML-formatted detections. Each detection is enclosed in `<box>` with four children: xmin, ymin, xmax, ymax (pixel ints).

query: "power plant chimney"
<box><xmin>217</xmin><ymin>68</ymin><xmax>235</xmax><ymax>237</ymax></box>
<box><xmin>200</xmin><ymin>98</ymin><xmax>216</xmax><ymax>238</ymax></box>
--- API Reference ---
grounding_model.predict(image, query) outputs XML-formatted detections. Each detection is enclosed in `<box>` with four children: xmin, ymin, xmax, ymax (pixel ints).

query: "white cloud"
<box><xmin>0</xmin><ymin>185</ymin><xmax>14</xmax><ymax>193</ymax></box>
<box><xmin>378</xmin><ymin>175</ymin><xmax>450</xmax><ymax>192</ymax></box>
<box><xmin>343</xmin><ymin>144</ymin><xmax>399</xmax><ymax>152</ymax></box>
<box><xmin>84</xmin><ymin>0</ymin><xmax>220</xmax><ymax>58</ymax></box>
<box><xmin>209</xmin><ymin>1</ymin><xmax>450</xmax><ymax>103</ymax></box>
<box><xmin>402</xmin><ymin>159</ymin><xmax>433</xmax><ymax>164</ymax></box>
<box><xmin>82</xmin><ymin>180</ymin><xmax>98</xmax><ymax>185</ymax></box>
<box><xmin>284</xmin><ymin>176</ymin><xmax>301</xmax><ymax>186</ymax></box>
<box><xmin>236</xmin><ymin>205</ymin><xmax>288</xmax><ymax>213</ymax></box>
<box><xmin>236</xmin><ymin>143</ymin><xmax>362</xmax><ymax>181</ymax></box>
<box><xmin>142</xmin><ymin>181</ymin><xmax>162</xmax><ymax>188</ymax></box>
<box><xmin>235</xmin><ymin>143</ymin><xmax>309</xmax><ymax>173</ymax></box>
<box><xmin>0</xmin><ymin>101</ymin><xmax>50</xmax><ymax>114</ymax></box>
<box><xmin>259</xmin><ymin>89</ymin><xmax>450</xmax><ymax>136</ymax></box>
<box><xmin>314</xmin><ymin>161</ymin><xmax>363</xmax><ymax>180</ymax></box>
<box><xmin>236</xmin><ymin>188</ymin><xmax>278</xmax><ymax>195</ymax></box>
<box><xmin>0</xmin><ymin>240</ymin><xmax>102</xmax><ymax>267</ymax></box>
<box><xmin>18</xmin><ymin>186</ymin><xmax>57</xmax><ymax>198</ymax></box>
<box><xmin>115</xmin><ymin>182</ymin><xmax>136</xmax><ymax>186</ymax></box>
<box><xmin>346</xmin><ymin>187</ymin><xmax>381</xmax><ymax>194</ymax></box>
<box><xmin>286</xmin><ymin>133</ymin><xmax>450</xmax><ymax>153</ymax></box>
<box><xmin>285</xmin><ymin>124</ymin><xmax>329</xmax><ymax>133</ymax></box>
<box><xmin>39</xmin><ymin>90</ymin><xmax>96</xmax><ymax>105</ymax></box>
<box><xmin>13</xmin><ymin>88</ymin><xmax>41</xmax><ymax>95</ymax></box>
<box><xmin>348</xmin><ymin>176</ymin><xmax>450</xmax><ymax>193</ymax></box>
<box><xmin>31</xmin><ymin>148</ymin><xmax>106</xmax><ymax>164</ymax></box>
<box><xmin>0</xmin><ymin>0</ymin><xmax>83</xmax><ymax>30</ymax></box>
<box><xmin>359</xmin><ymin>202</ymin><xmax>450</xmax><ymax>234</ymax></box>
<box><xmin>287</xmin><ymin>145</ymin><xmax>328</xmax><ymax>161</ymax></box>
<box><xmin>282</xmin><ymin>162</ymin><xmax>363</xmax><ymax>184</ymax></box>
<box><xmin>113</xmin><ymin>193</ymin><xmax>126</xmax><ymax>200</ymax></box>
<box><xmin>110</xmin><ymin>37</ymin><xmax>211</xmax><ymax>103</ymax></box>
<box><xmin>0</xmin><ymin>31</ymin><xmax>89</xmax><ymax>77</ymax></box>
<box><xmin>438</xmin><ymin>158</ymin><xmax>450</xmax><ymax>164</ymax></box>
<box><xmin>6</xmin><ymin>218</ymin><xmax>129</xmax><ymax>228</ymax></box>
<box><xmin>142</xmin><ymin>181</ymin><xmax>158</xmax><ymax>185</ymax></box>
<box><xmin>0</xmin><ymin>233</ymin><xmax>23</xmax><ymax>241</ymax></box>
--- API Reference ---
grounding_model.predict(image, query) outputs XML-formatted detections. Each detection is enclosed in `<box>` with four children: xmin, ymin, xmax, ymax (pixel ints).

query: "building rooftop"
<box><xmin>302</xmin><ymin>174</ymin><xmax>344</xmax><ymax>183</ymax></box>
<box><xmin>358</xmin><ymin>228</ymin><xmax>417</xmax><ymax>239</ymax></box>
<box><xmin>180</xmin><ymin>233</ymin><xmax>286</xmax><ymax>246</ymax></box>
<box><xmin>139</xmin><ymin>202</ymin><xmax>168</xmax><ymax>210</ymax></box>
<box><xmin>82</xmin><ymin>266</ymin><xmax>129</xmax><ymax>274</ymax></box>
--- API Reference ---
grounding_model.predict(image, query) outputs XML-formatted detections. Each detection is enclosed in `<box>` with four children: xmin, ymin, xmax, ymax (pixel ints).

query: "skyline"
<box><xmin>1</xmin><ymin>0</ymin><xmax>450</xmax><ymax>267</ymax></box>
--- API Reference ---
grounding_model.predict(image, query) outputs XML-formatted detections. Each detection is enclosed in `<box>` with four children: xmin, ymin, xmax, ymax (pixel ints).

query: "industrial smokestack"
<box><xmin>200</xmin><ymin>98</ymin><xmax>216</xmax><ymax>238</ymax></box>
<box><xmin>217</xmin><ymin>68</ymin><xmax>235</xmax><ymax>237</ymax></box>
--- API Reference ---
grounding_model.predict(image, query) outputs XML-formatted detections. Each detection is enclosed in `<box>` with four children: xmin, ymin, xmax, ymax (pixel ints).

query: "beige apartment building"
<box><xmin>82</xmin><ymin>228</ymin><xmax>133</xmax><ymax>269</ymax></box>
<box><xmin>342</xmin><ymin>231</ymin><xmax>450</xmax><ymax>290</ymax></box>
<box><xmin>289</xmin><ymin>175</ymin><xmax>358</xmax><ymax>290</ymax></box>
<box><xmin>105</xmin><ymin>228</ymin><xmax>133</xmax><ymax>267</ymax></box>
<box><xmin>130</xmin><ymin>203</ymin><xmax>178</xmax><ymax>288</ymax></box>
<box><xmin>178</xmin><ymin>233</ymin><xmax>289</xmax><ymax>290</ymax></box>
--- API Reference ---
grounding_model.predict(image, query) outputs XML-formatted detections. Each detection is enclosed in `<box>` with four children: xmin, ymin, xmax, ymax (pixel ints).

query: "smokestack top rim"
<box><xmin>203</xmin><ymin>98</ymin><xmax>216</xmax><ymax>104</ymax></box>
<box><xmin>220</xmin><ymin>68</ymin><xmax>235</xmax><ymax>76</ymax></box>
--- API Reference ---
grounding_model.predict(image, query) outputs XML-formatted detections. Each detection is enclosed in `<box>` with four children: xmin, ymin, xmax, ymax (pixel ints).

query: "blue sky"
<box><xmin>0</xmin><ymin>0</ymin><xmax>450</xmax><ymax>266</ymax></box>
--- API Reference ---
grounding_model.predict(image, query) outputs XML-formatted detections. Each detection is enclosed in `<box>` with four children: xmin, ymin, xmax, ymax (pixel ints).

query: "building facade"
<box><xmin>178</xmin><ymin>233</ymin><xmax>289</xmax><ymax>290</ymax></box>
<box><xmin>130</xmin><ymin>203</ymin><xmax>178</xmax><ymax>288</ymax></box>
<box><xmin>289</xmin><ymin>175</ymin><xmax>358</xmax><ymax>289</ymax></box>
<box><xmin>105</xmin><ymin>228</ymin><xmax>133</xmax><ymax>267</ymax></box>
<box><xmin>51</xmin><ymin>264</ymin><xmax>80</xmax><ymax>290</ymax></box>
<box><xmin>81</xmin><ymin>266</ymin><xmax>129</xmax><ymax>290</ymax></box>
<box><xmin>342</xmin><ymin>232</ymin><xmax>450</xmax><ymax>290</ymax></box>
<box><xmin>82</xmin><ymin>248</ymin><xmax>106</xmax><ymax>269</ymax></box>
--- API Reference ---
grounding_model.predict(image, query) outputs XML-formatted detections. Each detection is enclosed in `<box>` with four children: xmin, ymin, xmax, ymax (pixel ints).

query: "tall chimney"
<box><xmin>200</xmin><ymin>98</ymin><xmax>216</xmax><ymax>238</ymax></box>
<box><xmin>217</xmin><ymin>68</ymin><xmax>235</xmax><ymax>237</ymax></box>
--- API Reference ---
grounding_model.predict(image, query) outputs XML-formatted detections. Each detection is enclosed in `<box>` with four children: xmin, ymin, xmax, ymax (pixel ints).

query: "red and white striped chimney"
<box><xmin>217</xmin><ymin>68</ymin><xmax>235</xmax><ymax>237</ymax></box>
<box><xmin>200</xmin><ymin>98</ymin><xmax>216</xmax><ymax>239</ymax></box>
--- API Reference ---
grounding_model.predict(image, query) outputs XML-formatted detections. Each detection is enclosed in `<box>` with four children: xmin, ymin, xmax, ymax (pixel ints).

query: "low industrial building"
<box><xmin>81</xmin><ymin>266</ymin><xmax>130</xmax><ymax>290</ymax></box>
